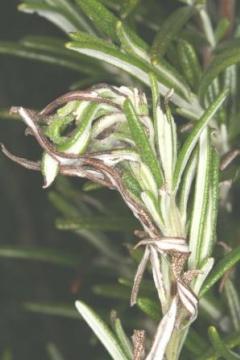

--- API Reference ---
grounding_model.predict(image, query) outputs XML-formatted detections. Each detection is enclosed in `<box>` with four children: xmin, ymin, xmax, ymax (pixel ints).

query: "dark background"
<box><xmin>0</xmin><ymin>1</ymin><xmax>102</xmax><ymax>359</ymax></box>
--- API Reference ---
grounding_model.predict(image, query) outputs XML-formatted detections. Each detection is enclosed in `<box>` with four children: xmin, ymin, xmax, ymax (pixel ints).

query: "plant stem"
<box><xmin>166</xmin><ymin>325</ymin><xmax>189</xmax><ymax>360</ymax></box>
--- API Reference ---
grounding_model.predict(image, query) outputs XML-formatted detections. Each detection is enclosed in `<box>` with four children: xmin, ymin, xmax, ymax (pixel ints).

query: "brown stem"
<box><xmin>219</xmin><ymin>0</ymin><xmax>235</xmax><ymax>38</ymax></box>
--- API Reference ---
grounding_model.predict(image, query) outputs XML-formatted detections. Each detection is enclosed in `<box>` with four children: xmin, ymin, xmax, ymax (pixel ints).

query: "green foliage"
<box><xmin>200</xmin><ymin>246</ymin><xmax>240</xmax><ymax>297</ymax></box>
<box><xmin>1</xmin><ymin>0</ymin><xmax>240</xmax><ymax>359</ymax></box>
<box><xmin>75</xmin><ymin>301</ymin><xmax>128</xmax><ymax>360</ymax></box>
<box><xmin>150</xmin><ymin>5</ymin><xmax>194</xmax><ymax>60</ymax></box>
<box><xmin>0</xmin><ymin>245</ymin><xmax>81</xmax><ymax>268</ymax></box>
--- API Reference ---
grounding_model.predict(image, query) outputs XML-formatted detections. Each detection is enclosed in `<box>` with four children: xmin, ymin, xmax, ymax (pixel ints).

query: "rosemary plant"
<box><xmin>1</xmin><ymin>0</ymin><xmax>240</xmax><ymax>359</ymax></box>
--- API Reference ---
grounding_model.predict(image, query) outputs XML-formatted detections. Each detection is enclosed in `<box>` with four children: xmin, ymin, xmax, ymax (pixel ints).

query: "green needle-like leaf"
<box><xmin>67</xmin><ymin>32</ymin><xmax>192</xmax><ymax>106</ymax></box>
<box><xmin>199</xmin><ymin>47</ymin><xmax>240</xmax><ymax>101</ymax></box>
<box><xmin>151</xmin><ymin>6</ymin><xmax>193</xmax><ymax>60</ymax></box>
<box><xmin>75</xmin><ymin>301</ymin><xmax>128</xmax><ymax>360</ymax></box>
<box><xmin>21</xmin><ymin>35</ymin><xmax>102</xmax><ymax>73</ymax></box>
<box><xmin>178</xmin><ymin>150</ymin><xmax>197</xmax><ymax>226</ymax></box>
<box><xmin>224</xmin><ymin>279</ymin><xmax>240</xmax><ymax>331</ymax></box>
<box><xmin>208</xmin><ymin>326</ymin><xmax>240</xmax><ymax>360</ymax></box>
<box><xmin>92</xmin><ymin>284</ymin><xmax>130</xmax><ymax>300</ymax></box>
<box><xmin>19</xmin><ymin>1</ymin><xmax>93</xmax><ymax>34</ymax></box>
<box><xmin>177</xmin><ymin>39</ymin><xmax>202</xmax><ymax>91</ymax></box>
<box><xmin>123</xmin><ymin>98</ymin><xmax>163</xmax><ymax>186</ymax></box>
<box><xmin>196</xmin><ymin>149</ymin><xmax>220</xmax><ymax>265</ymax></box>
<box><xmin>0</xmin><ymin>246</ymin><xmax>81</xmax><ymax>268</ymax></box>
<box><xmin>122</xmin><ymin>169</ymin><xmax>142</xmax><ymax>197</ymax></box>
<box><xmin>188</xmin><ymin>129</ymin><xmax>211</xmax><ymax>269</ymax></box>
<box><xmin>137</xmin><ymin>297</ymin><xmax>160</xmax><ymax>321</ymax></box>
<box><xmin>75</xmin><ymin>0</ymin><xmax>119</xmax><ymax>40</ymax></box>
<box><xmin>116</xmin><ymin>21</ymin><xmax>150</xmax><ymax>62</ymax></box>
<box><xmin>55</xmin><ymin>215</ymin><xmax>137</xmax><ymax>232</ymax></box>
<box><xmin>0</xmin><ymin>41</ymin><xmax>97</xmax><ymax>75</ymax></box>
<box><xmin>200</xmin><ymin>246</ymin><xmax>240</xmax><ymax>297</ymax></box>
<box><xmin>113</xmin><ymin>318</ymin><xmax>133</xmax><ymax>360</ymax></box>
<box><xmin>24</xmin><ymin>302</ymin><xmax>79</xmax><ymax>319</ymax></box>
<box><xmin>197</xmin><ymin>331</ymin><xmax>240</xmax><ymax>360</ymax></box>
<box><xmin>173</xmin><ymin>88</ymin><xmax>228</xmax><ymax>191</ymax></box>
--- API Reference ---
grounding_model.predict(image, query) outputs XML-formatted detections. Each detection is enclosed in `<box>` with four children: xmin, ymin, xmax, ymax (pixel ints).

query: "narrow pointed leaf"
<box><xmin>196</xmin><ymin>150</ymin><xmax>220</xmax><ymax>264</ymax></box>
<box><xmin>155</xmin><ymin>99</ymin><xmax>177</xmax><ymax>187</ymax></box>
<box><xmin>199</xmin><ymin>47</ymin><xmax>240</xmax><ymax>100</ymax></box>
<box><xmin>56</xmin><ymin>215</ymin><xmax>137</xmax><ymax>232</ymax></box>
<box><xmin>21</xmin><ymin>35</ymin><xmax>102</xmax><ymax>74</ymax></box>
<box><xmin>173</xmin><ymin>88</ymin><xmax>228</xmax><ymax>190</ymax></box>
<box><xmin>224</xmin><ymin>279</ymin><xmax>240</xmax><ymax>331</ymax></box>
<box><xmin>199</xmin><ymin>295</ymin><xmax>225</xmax><ymax>324</ymax></box>
<box><xmin>197</xmin><ymin>331</ymin><xmax>240</xmax><ymax>360</ymax></box>
<box><xmin>48</xmin><ymin>192</ymin><xmax>80</xmax><ymax>217</ymax></box>
<box><xmin>58</xmin><ymin>102</ymin><xmax>100</xmax><ymax>153</ymax></box>
<box><xmin>116</xmin><ymin>21</ymin><xmax>150</xmax><ymax>62</ymax></box>
<box><xmin>113</xmin><ymin>318</ymin><xmax>133</xmax><ymax>360</ymax></box>
<box><xmin>115</xmin><ymin>22</ymin><xmax>191</xmax><ymax>101</ymax></box>
<box><xmin>49</xmin><ymin>0</ymin><xmax>94</xmax><ymax>33</ymax></box>
<box><xmin>0</xmin><ymin>41</ymin><xmax>96</xmax><ymax>74</ymax></box>
<box><xmin>67</xmin><ymin>32</ymin><xmax>192</xmax><ymax>107</ymax></box>
<box><xmin>75</xmin><ymin>301</ymin><xmax>127</xmax><ymax>360</ymax></box>
<box><xmin>208</xmin><ymin>326</ymin><xmax>240</xmax><ymax>360</ymax></box>
<box><xmin>188</xmin><ymin>130</ymin><xmax>211</xmax><ymax>269</ymax></box>
<box><xmin>0</xmin><ymin>245</ymin><xmax>80</xmax><ymax>268</ymax></box>
<box><xmin>178</xmin><ymin>150</ymin><xmax>197</xmax><ymax>226</ymax></box>
<box><xmin>200</xmin><ymin>245</ymin><xmax>240</xmax><ymax>297</ymax></box>
<box><xmin>149</xmin><ymin>73</ymin><xmax>159</xmax><ymax>124</ymax></box>
<box><xmin>93</xmin><ymin>284</ymin><xmax>130</xmax><ymax>300</ymax></box>
<box><xmin>151</xmin><ymin>6</ymin><xmax>193</xmax><ymax>60</ymax></box>
<box><xmin>82</xmin><ymin>181</ymin><xmax>103</xmax><ymax>191</ymax></box>
<box><xmin>75</xmin><ymin>0</ymin><xmax>118</xmax><ymax>40</ymax></box>
<box><xmin>25</xmin><ymin>302</ymin><xmax>78</xmax><ymax>319</ymax></box>
<box><xmin>177</xmin><ymin>39</ymin><xmax>202</xmax><ymax>91</ymax></box>
<box><xmin>123</xmin><ymin>98</ymin><xmax>163</xmax><ymax>186</ymax></box>
<box><xmin>19</xmin><ymin>1</ymin><xmax>93</xmax><ymax>34</ymax></box>
<box><xmin>19</xmin><ymin>3</ymin><xmax>76</xmax><ymax>33</ymax></box>
<box><xmin>192</xmin><ymin>257</ymin><xmax>214</xmax><ymax>295</ymax></box>
<box><xmin>122</xmin><ymin>170</ymin><xmax>142</xmax><ymax>197</ymax></box>
<box><xmin>137</xmin><ymin>298</ymin><xmax>160</xmax><ymax>321</ymax></box>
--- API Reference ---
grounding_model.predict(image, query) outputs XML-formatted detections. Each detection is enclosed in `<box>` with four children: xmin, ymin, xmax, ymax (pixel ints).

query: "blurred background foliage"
<box><xmin>1</xmin><ymin>0</ymin><xmax>240</xmax><ymax>359</ymax></box>
<box><xmin>0</xmin><ymin>2</ymin><xmax>148</xmax><ymax>359</ymax></box>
